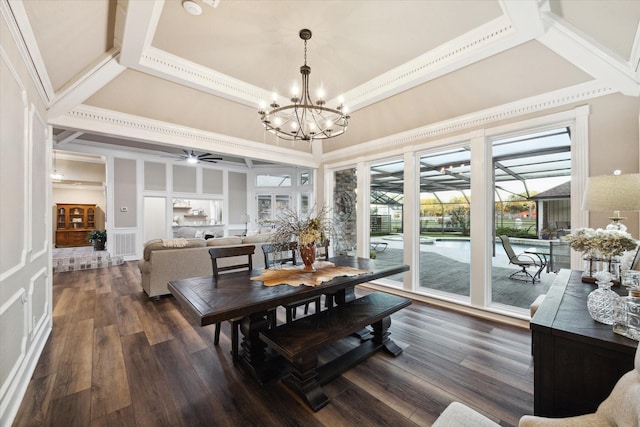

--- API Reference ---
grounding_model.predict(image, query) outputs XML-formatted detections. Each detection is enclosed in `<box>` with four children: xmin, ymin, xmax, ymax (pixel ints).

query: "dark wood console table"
<box><xmin>530</xmin><ymin>269</ymin><xmax>638</xmax><ymax>417</ymax></box>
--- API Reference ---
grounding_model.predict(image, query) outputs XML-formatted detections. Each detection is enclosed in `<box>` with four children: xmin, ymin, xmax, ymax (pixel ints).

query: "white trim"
<box><xmin>539</xmin><ymin>12</ymin><xmax>640</xmax><ymax>96</ymax></box>
<box><xmin>0</xmin><ymin>289</ymin><xmax>28</xmax><ymax>407</ymax></box>
<box><xmin>324</xmin><ymin>81</ymin><xmax>613</xmax><ymax>163</ymax></box>
<box><xmin>2</xmin><ymin>0</ymin><xmax>51</xmax><ymax>103</ymax></box>
<box><xmin>47</xmin><ymin>52</ymin><xmax>126</xmax><ymax>120</ymax></box>
<box><xmin>0</xmin><ymin>46</ymin><xmax>29</xmax><ymax>282</ymax></box>
<box><xmin>49</xmin><ymin>105</ymin><xmax>317</xmax><ymax>168</ymax></box>
<box><xmin>323</xmin><ymin>106</ymin><xmax>587</xmax><ymax>319</ymax></box>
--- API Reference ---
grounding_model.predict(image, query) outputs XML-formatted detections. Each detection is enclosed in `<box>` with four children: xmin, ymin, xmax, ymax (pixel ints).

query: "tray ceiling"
<box><xmin>7</xmin><ymin>0</ymin><xmax>640</xmax><ymax>164</ymax></box>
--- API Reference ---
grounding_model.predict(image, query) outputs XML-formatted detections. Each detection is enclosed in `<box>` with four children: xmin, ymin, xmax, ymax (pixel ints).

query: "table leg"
<box><xmin>282</xmin><ymin>352</ymin><xmax>329</xmax><ymax>412</ymax></box>
<box><xmin>238</xmin><ymin>311</ymin><xmax>270</xmax><ymax>383</ymax></box>
<box><xmin>371</xmin><ymin>316</ymin><xmax>403</xmax><ymax>356</ymax></box>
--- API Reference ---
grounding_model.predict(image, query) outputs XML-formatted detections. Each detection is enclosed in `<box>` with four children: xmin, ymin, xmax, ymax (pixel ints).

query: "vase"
<box><xmin>581</xmin><ymin>252</ymin><xmax>601</xmax><ymax>283</ymax></box>
<box><xmin>299</xmin><ymin>242</ymin><xmax>316</xmax><ymax>272</ymax></box>
<box><xmin>602</xmin><ymin>257</ymin><xmax>621</xmax><ymax>282</ymax></box>
<box><xmin>613</xmin><ymin>288</ymin><xmax>640</xmax><ymax>341</ymax></box>
<box><xmin>587</xmin><ymin>280</ymin><xmax>618</xmax><ymax>325</ymax></box>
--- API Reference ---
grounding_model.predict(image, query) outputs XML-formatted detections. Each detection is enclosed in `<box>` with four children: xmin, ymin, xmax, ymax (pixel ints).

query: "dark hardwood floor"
<box><xmin>13</xmin><ymin>262</ymin><xmax>533</xmax><ymax>426</ymax></box>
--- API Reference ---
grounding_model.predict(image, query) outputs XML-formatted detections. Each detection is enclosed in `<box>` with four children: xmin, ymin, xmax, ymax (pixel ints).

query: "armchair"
<box><xmin>520</xmin><ymin>342</ymin><xmax>639</xmax><ymax>426</ymax></box>
<box><xmin>432</xmin><ymin>344</ymin><xmax>639</xmax><ymax>427</ymax></box>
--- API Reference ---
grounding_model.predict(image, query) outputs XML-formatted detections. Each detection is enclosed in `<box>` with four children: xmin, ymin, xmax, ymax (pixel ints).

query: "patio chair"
<box><xmin>498</xmin><ymin>235</ymin><xmax>542</xmax><ymax>283</ymax></box>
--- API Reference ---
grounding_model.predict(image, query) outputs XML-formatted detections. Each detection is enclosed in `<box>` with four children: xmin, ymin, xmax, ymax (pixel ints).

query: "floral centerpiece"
<box><xmin>272</xmin><ymin>206</ymin><xmax>333</xmax><ymax>271</ymax></box>
<box><xmin>569</xmin><ymin>227</ymin><xmax>637</xmax><ymax>281</ymax></box>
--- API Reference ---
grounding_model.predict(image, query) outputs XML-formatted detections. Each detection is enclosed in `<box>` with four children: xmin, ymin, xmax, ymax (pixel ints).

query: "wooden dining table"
<box><xmin>168</xmin><ymin>256</ymin><xmax>409</xmax><ymax>382</ymax></box>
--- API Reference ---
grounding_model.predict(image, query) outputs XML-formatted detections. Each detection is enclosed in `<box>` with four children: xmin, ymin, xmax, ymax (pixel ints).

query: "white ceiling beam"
<box><xmin>117</xmin><ymin>0</ymin><xmax>164</xmax><ymax>67</ymax></box>
<box><xmin>55</xmin><ymin>130</ymin><xmax>84</xmax><ymax>145</ymax></box>
<box><xmin>499</xmin><ymin>0</ymin><xmax>545</xmax><ymax>40</ymax></box>
<box><xmin>47</xmin><ymin>51</ymin><xmax>126</xmax><ymax>120</ymax></box>
<box><xmin>538</xmin><ymin>13</ymin><xmax>640</xmax><ymax>96</ymax></box>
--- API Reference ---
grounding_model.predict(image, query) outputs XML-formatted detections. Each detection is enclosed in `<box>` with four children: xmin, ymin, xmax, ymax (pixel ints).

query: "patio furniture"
<box><xmin>499</xmin><ymin>235</ymin><xmax>542</xmax><ymax>283</ymax></box>
<box><xmin>370</xmin><ymin>241</ymin><xmax>388</xmax><ymax>252</ymax></box>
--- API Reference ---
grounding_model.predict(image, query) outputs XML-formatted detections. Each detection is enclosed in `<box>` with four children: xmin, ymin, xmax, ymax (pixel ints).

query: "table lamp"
<box><xmin>582</xmin><ymin>172</ymin><xmax>640</xmax><ymax>232</ymax></box>
<box><xmin>240</xmin><ymin>214</ymin><xmax>250</xmax><ymax>235</ymax></box>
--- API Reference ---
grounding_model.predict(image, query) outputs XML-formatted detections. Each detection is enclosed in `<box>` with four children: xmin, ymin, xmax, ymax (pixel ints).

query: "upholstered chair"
<box><xmin>433</xmin><ymin>344</ymin><xmax>639</xmax><ymax>427</ymax></box>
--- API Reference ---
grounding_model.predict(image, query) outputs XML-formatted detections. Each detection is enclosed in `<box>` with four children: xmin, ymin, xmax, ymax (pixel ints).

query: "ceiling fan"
<box><xmin>171</xmin><ymin>150</ymin><xmax>222</xmax><ymax>164</ymax></box>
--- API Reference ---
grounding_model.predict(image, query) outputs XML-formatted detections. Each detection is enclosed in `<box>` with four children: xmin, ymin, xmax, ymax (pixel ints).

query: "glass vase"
<box><xmin>582</xmin><ymin>252</ymin><xmax>600</xmax><ymax>281</ymax></box>
<box><xmin>603</xmin><ymin>257</ymin><xmax>621</xmax><ymax>281</ymax></box>
<box><xmin>613</xmin><ymin>288</ymin><xmax>640</xmax><ymax>341</ymax></box>
<box><xmin>587</xmin><ymin>280</ymin><xmax>618</xmax><ymax>325</ymax></box>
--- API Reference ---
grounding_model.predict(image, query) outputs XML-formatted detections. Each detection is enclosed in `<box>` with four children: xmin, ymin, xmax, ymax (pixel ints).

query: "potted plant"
<box><xmin>87</xmin><ymin>229</ymin><xmax>107</xmax><ymax>251</ymax></box>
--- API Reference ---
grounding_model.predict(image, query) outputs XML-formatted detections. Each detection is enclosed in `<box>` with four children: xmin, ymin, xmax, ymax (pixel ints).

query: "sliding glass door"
<box><xmin>418</xmin><ymin>147</ymin><xmax>471</xmax><ymax>298</ymax></box>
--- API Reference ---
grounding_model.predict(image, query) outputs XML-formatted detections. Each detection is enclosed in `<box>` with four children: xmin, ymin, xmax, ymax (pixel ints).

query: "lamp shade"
<box><xmin>582</xmin><ymin>173</ymin><xmax>640</xmax><ymax>212</ymax></box>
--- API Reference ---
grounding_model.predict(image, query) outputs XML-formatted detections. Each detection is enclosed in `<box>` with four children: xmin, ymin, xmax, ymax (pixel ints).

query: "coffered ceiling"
<box><xmin>5</xmin><ymin>0</ymin><xmax>640</xmax><ymax>166</ymax></box>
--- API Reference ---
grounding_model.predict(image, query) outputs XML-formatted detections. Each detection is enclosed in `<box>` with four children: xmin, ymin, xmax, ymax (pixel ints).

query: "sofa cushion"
<box><xmin>143</xmin><ymin>238</ymin><xmax>206</xmax><ymax>260</ymax></box>
<box><xmin>242</xmin><ymin>233</ymin><xmax>272</xmax><ymax>244</ymax></box>
<box><xmin>207</xmin><ymin>237</ymin><xmax>243</xmax><ymax>246</ymax></box>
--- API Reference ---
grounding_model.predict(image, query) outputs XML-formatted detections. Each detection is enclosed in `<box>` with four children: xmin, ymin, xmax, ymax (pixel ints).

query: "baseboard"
<box><xmin>0</xmin><ymin>316</ymin><xmax>52</xmax><ymax>427</ymax></box>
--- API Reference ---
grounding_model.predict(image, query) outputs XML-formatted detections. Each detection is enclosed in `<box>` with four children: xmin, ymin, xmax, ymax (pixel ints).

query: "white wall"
<box><xmin>0</xmin><ymin>11</ymin><xmax>51</xmax><ymax>425</ymax></box>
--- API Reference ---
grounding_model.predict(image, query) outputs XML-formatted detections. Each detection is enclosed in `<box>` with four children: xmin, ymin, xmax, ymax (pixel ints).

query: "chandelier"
<box><xmin>258</xmin><ymin>29</ymin><xmax>349</xmax><ymax>141</ymax></box>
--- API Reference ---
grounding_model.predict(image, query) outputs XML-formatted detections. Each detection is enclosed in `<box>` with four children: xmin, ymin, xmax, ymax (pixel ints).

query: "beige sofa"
<box><xmin>138</xmin><ymin>234</ymin><xmax>272</xmax><ymax>298</ymax></box>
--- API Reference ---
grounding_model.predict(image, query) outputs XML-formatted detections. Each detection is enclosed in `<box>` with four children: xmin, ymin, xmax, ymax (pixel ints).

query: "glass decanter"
<box><xmin>612</xmin><ymin>288</ymin><xmax>640</xmax><ymax>341</ymax></box>
<box><xmin>587</xmin><ymin>272</ymin><xmax>618</xmax><ymax>325</ymax></box>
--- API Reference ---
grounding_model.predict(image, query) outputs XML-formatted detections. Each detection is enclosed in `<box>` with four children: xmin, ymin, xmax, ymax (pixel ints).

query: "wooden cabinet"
<box><xmin>530</xmin><ymin>269</ymin><xmax>637</xmax><ymax>417</ymax></box>
<box><xmin>55</xmin><ymin>204</ymin><xmax>97</xmax><ymax>247</ymax></box>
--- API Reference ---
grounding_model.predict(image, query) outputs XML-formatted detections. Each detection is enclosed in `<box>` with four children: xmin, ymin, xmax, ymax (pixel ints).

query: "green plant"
<box><xmin>369</xmin><ymin>249</ymin><xmax>377</xmax><ymax>259</ymax></box>
<box><xmin>86</xmin><ymin>229</ymin><xmax>107</xmax><ymax>243</ymax></box>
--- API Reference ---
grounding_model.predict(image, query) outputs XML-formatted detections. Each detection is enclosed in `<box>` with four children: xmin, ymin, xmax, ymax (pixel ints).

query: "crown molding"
<box><xmin>322</xmin><ymin>80</ymin><xmax>613</xmax><ymax>163</ymax></box>
<box><xmin>49</xmin><ymin>105</ymin><xmax>317</xmax><ymax>168</ymax></box>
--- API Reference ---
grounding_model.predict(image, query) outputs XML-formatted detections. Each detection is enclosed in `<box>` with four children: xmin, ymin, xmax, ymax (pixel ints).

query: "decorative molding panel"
<box><xmin>0</xmin><ymin>289</ymin><xmax>27</xmax><ymax>406</ymax></box>
<box><xmin>29</xmin><ymin>105</ymin><xmax>48</xmax><ymax>261</ymax></box>
<box><xmin>0</xmin><ymin>47</ymin><xmax>28</xmax><ymax>281</ymax></box>
<box><xmin>28</xmin><ymin>268</ymin><xmax>48</xmax><ymax>340</ymax></box>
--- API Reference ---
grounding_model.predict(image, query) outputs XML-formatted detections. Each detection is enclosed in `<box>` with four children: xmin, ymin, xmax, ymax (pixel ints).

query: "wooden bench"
<box><xmin>259</xmin><ymin>292</ymin><xmax>411</xmax><ymax>411</ymax></box>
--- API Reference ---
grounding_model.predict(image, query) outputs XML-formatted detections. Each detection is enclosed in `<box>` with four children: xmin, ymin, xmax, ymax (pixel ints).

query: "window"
<box><xmin>256</xmin><ymin>173</ymin><xmax>291</xmax><ymax>187</ymax></box>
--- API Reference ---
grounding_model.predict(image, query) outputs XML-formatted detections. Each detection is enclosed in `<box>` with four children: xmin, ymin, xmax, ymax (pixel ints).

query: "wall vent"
<box><xmin>113</xmin><ymin>232</ymin><xmax>136</xmax><ymax>257</ymax></box>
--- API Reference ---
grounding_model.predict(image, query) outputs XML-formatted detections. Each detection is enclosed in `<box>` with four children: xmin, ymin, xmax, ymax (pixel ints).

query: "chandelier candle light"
<box><xmin>258</xmin><ymin>29</ymin><xmax>350</xmax><ymax>141</ymax></box>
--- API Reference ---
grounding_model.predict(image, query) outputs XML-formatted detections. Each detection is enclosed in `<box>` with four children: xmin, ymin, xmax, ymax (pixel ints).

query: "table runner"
<box><xmin>251</xmin><ymin>261</ymin><xmax>370</xmax><ymax>287</ymax></box>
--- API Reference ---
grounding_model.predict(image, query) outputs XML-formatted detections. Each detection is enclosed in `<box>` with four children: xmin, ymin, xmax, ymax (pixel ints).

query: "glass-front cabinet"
<box><xmin>55</xmin><ymin>203</ymin><xmax>97</xmax><ymax>247</ymax></box>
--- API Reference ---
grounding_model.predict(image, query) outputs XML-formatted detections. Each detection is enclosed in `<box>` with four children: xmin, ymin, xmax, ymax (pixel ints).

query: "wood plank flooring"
<box><xmin>13</xmin><ymin>262</ymin><xmax>533</xmax><ymax>426</ymax></box>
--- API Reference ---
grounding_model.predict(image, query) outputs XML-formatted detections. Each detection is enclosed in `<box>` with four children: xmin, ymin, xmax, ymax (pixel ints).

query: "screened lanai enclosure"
<box><xmin>368</xmin><ymin>128</ymin><xmax>572</xmax><ymax>310</ymax></box>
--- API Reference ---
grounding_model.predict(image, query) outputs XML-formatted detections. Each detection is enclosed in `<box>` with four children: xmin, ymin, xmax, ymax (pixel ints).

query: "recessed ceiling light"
<box><xmin>182</xmin><ymin>0</ymin><xmax>203</xmax><ymax>15</ymax></box>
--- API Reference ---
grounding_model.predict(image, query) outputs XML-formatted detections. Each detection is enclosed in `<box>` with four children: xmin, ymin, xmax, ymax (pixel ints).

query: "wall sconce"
<box><xmin>582</xmin><ymin>172</ymin><xmax>640</xmax><ymax>232</ymax></box>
